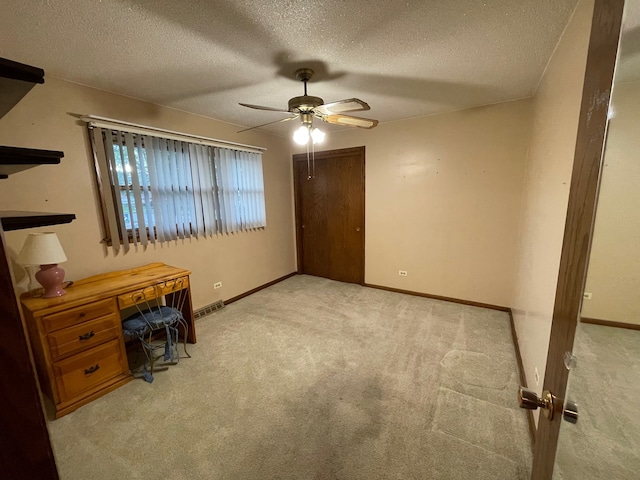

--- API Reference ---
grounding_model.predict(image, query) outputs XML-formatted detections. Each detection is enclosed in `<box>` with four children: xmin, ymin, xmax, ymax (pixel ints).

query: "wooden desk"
<box><xmin>21</xmin><ymin>262</ymin><xmax>195</xmax><ymax>418</ymax></box>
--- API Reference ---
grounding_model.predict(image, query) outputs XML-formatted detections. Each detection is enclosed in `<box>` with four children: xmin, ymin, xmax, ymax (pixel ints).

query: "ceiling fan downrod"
<box><xmin>295</xmin><ymin>68</ymin><xmax>314</xmax><ymax>97</ymax></box>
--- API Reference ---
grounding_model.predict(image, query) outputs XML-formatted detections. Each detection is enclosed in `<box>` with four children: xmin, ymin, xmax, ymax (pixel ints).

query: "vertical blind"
<box><xmin>90</xmin><ymin>126</ymin><xmax>266</xmax><ymax>253</ymax></box>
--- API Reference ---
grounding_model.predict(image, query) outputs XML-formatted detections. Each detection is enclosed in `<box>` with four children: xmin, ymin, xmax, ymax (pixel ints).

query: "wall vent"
<box><xmin>194</xmin><ymin>300</ymin><xmax>225</xmax><ymax>319</ymax></box>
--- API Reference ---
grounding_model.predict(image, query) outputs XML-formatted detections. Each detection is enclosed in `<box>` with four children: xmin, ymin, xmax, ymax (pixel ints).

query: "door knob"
<box><xmin>356</xmin><ymin>227</ymin><xmax>361</xmax><ymax>232</ymax></box>
<box><xmin>563</xmin><ymin>400</ymin><xmax>579</xmax><ymax>424</ymax></box>
<box><xmin>518</xmin><ymin>387</ymin><xmax>557</xmax><ymax>420</ymax></box>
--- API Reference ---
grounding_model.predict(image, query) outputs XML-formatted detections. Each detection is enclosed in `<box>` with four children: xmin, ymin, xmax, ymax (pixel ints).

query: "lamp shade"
<box><xmin>18</xmin><ymin>232</ymin><xmax>68</xmax><ymax>266</ymax></box>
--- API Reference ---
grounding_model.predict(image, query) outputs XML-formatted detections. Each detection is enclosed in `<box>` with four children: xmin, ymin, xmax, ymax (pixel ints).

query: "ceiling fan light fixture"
<box><xmin>311</xmin><ymin>127</ymin><xmax>325</xmax><ymax>144</ymax></box>
<box><xmin>293</xmin><ymin>125</ymin><xmax>310</xmax><ymax>145</ymax></box>
<box><xmin>293</xmin><ymin>125</ymin><xmax>325</xmax><ymax>145</ymax></box>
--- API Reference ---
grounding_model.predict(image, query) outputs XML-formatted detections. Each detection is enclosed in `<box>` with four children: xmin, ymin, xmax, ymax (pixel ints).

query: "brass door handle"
<box><xmin>356</xmin><ymin>227</ymin><xmax>361</xmax><ymax>232</ymax></box>
<box><xmin>518</xmin><ymin>387</ymin><xmax>556</xmax><ymax>420</ymax></box>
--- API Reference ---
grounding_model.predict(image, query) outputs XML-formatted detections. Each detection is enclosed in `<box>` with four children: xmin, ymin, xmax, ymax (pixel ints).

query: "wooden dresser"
<box><xmin>21</xmin><ymin>262</ymin><xmax>195</xmax><ymax>418</ymax></box>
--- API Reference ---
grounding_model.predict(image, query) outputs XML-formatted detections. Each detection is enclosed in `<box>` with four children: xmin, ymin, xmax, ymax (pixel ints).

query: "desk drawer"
<box><xmin>43</xmin><ymin>298</ymin><xmax>116</xmax><ymax>333</ymax></box>
<box><xmin>117</xmin><ymin>286</ymin><xmax>158</xmax><ymax>310</ymax></box>
<box><xmin>157</xmin><ymin>276</ymin><xmax>189</xmax><ymax>296</ymax></box>
<box><xmin>47</xmin><ymin>314</ymin><xmax>119</xmax><ymax>361</ymax></box>
<box><xmin>53</xmin><ymin>339</ymin><xmax>125</xmax><ymax>401</ymax></box>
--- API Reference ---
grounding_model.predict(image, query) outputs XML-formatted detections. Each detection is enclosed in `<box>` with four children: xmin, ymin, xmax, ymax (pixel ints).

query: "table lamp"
<box><xmin>18</xmin><ymin>232</ymin><xmax>68</xmax><ymax>298</ymax></box>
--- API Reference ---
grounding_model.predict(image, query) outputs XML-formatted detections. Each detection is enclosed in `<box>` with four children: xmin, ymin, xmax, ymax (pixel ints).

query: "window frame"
<box><xmin>88</xmin><ymin>125</ymin><xmax>266</xmax><ymax>248</ymax></box>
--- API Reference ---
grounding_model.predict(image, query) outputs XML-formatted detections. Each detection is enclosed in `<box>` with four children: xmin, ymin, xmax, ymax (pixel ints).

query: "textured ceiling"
<box><xmin>1</xmin><ymin>0</ymin><xmax>579</xmax><ymax>137</ymax></box>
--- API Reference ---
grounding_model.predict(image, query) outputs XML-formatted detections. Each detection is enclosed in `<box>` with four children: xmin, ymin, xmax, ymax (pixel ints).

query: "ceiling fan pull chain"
<box><xmin>311</xmin><ymin>136</ymin><xmax>315</xmax><ymax>179</ymax></box>
<box><xmin>306</xmin><ymin>140</ymin><xmax>311</xmax><ymax>180</ymax></box>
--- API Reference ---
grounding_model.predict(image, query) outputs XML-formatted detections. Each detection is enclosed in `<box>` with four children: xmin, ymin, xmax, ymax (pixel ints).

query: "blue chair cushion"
<box><xmin>122</xmin><ymin>306</ymin><xmax>182</xmax><ymax>336</ymax></box>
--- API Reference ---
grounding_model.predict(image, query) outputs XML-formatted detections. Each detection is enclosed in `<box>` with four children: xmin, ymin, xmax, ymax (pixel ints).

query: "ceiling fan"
<box><xmin>238</xmin><ymin>68</ymin><xmax>379</xmax><ymax>135</ymax></box>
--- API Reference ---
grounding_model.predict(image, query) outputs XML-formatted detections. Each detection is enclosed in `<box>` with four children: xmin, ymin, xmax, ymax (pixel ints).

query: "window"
<box><xmin>89</xmin><ymin>125</ymin><xmax>266</xmax><ymax>252</ymax></box>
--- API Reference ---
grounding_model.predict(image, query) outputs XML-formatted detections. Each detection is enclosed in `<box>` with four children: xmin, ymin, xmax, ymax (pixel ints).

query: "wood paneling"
<box><xmin>294</xmin><ymin>147</ymin><xmax>365</xmax><ymax>284</ymax></box>
<box><xmin>531</xmin><ymin>1</ymin><xmax>625</xmax><ymax>478</ymax></box>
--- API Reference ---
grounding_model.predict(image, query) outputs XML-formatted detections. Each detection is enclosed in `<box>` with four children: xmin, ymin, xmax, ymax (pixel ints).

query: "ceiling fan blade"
<box><xmin>239</xmin><ymin>102</ymin><xmax>290</xmax><ymax>113</ymax></box>
<box><xmin>314</xmin><ymin>98</ymin><xmax>371</xmax><ymax>115</ymax></box>
<box><xmin>320</xmin><ymin>114</ymin><xmax>379</xmax><ymax>129</ymax></box>
<box><xmin>237</xmin><ymin>115</ymin><xmax>298</xmax><ymax>133</ymax></box>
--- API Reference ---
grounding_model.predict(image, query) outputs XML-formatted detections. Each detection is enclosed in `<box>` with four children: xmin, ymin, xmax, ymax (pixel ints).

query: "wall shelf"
<box><xmin>0</xmin><ymin>55</ymin><xmax>67</xmax><ymax>477</ymax></box>
<box><xmin>0</xmin><ymin>57</ymin><xmax>44</xmax><ymax>119</ymax></box>
<box><xmin>0</xmin><ymin>211</ymin><xmax>76</xmax><ymax>231</ymax></box>
<box><xmin>0</xmin><ymin>57</ymin><xmax>74</xmax><ymax>230</ymax></box>
<box><xmin>0</xmin><ymin>146</ymin><xmax>64</xmax><ymax>179</ymax></box>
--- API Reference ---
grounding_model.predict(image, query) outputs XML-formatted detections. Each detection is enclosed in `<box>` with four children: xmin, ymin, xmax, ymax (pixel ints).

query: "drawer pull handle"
<box><xmin>84</xmin><ymin>364</ymin><xmax>100</xmax><ymax>375</ymax></box>
<box><xmin>79</xmin><ymin>313</ymin><xmax>86</xmax><ymax>318</ymax></box>
<box><xmin>78</xmin><ymin>331</ymin><xmax>95</xmax><ymax>341</ymax></box>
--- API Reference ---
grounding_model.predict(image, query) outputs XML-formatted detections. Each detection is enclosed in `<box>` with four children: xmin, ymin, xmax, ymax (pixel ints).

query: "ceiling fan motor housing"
<box><xmin>288</xmin><ymin>95</ymin><xmax>324</xmax><ymax>113</ymax></box>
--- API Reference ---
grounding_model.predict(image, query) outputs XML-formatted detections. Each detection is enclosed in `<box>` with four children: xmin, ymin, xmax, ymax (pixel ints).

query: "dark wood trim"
<box><xmin>292</xmin><ymin>154</ymin><xmax>304</xmax><ymax>275</ymax></box>
<box><xmin>294</xmin><ymin>146</ymin><xmax>365</xmax><ymax>161</ymax></box>
<box><xmin>532</xmin><ymin>1</ymin><xmax>625</xmax><ymax>478</ymax></box>
<box><xmin>364</xmin><ymin>283</ymin><xmax>510</xmax><ymax>311</ymax></box>
<box><xmin>359</xmin><ymin>147</ymin><xmax>366</xmax><ymax>285</ymax></box>
<box><xmin>0</xmin><ymin>228</ymin><xmax>59</xmax><ymax>479</ymax></box>
<box><xmin>508</xmin><ymin>309</ymin><xmax>537</xmax><ymax>448</ymax></box>
<box><xmin>224</xmin><ymin>272</ymin><xmax>297</xmax><ymax>305</ymax></box>
<box><xmin>580</xmin><ymin>317</ymin><xmax>640</xmax><ymax>330</ymax></box>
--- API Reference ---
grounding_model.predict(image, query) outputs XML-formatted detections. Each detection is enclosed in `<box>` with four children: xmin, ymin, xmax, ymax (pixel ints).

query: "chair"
<box><xmin>121</xmin><ymin>279</ymin><xmax>191</xmax><ymax>382</ymax></box>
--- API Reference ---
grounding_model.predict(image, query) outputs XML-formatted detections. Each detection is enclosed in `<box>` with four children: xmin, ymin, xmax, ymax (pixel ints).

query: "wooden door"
<box><xmin>530</xmin><ymin>0</ymin><xmax>624</xmax><ymax>478</ymax></box>
<box><xmin>293</xmin><ymin>146</ymin><xmax>365</xmax><ymax>284</ymax></box>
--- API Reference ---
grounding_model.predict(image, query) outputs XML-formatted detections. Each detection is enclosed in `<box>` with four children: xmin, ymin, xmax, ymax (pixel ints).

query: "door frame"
<box><xmin>531</xmin><ymin>0</ymin><xmax>625</xmax><ymax>478</ymax></box>
<box><xmin>292</xmin><ymin>146</ymin><xmax>366</xmax><ymax>284</ymax></box>
<box><xmin>0</xmin><ymin>228</ymin><xmax>59</xmax><ymax>479</ymax></box>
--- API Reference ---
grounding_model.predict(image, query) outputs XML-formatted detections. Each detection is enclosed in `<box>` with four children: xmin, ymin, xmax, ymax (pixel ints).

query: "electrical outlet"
<box><xmin>534</xmin><ymin>367</ymin><xmax>540</xmax><ymax>386</ymax></box>
<box><xmin>583</xmin><ymin>292</ymin><xmax>592</xmax><ymax>300</ymax></box>
<box><xmin>399</xmin><ymin>270</ymin><xmax>408</xmax><ymax>276</ymax></box>
<box><xmin>214</xmin><ymin>282</ymin><xmax>222</xmax><ymax>289</ymax></box>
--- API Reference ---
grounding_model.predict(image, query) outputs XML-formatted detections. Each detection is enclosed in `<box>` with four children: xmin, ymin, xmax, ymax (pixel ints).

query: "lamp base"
<box><xmin>36</xmin><ymin>264</ymin><xmax>66</xmax><ymax>298</ymax></box>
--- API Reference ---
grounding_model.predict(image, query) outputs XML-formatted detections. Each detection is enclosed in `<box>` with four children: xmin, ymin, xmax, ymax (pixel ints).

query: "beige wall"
<box><xmin>511</xmin><ymin>0</ymin><xmax>593</xmax><ymax>420</ymax></box>
<box><xmin>295</xmin><ymin>99</ymin><xmax>533</xmax><ymax>307</ymax></box>
<box><xmin>0</xmin><ymin>77</ymin><xmax>296</xmax><ymax>309</ymax></box>
<box><xmin>582</xmin><ymin>81</ymin><xmax>640</xmax><ymax>325</ymax></box>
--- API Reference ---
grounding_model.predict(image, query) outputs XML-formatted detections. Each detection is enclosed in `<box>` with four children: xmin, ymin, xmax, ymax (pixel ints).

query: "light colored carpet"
<box><xmin>47</xmin><ymin>275</ymin><xmax>531</xmax><ymax>479</ymax></box>
<box><xmin>554</xmin><ymin>323</ymin><xmax>640</xmax><ymax>480</ymax></box>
